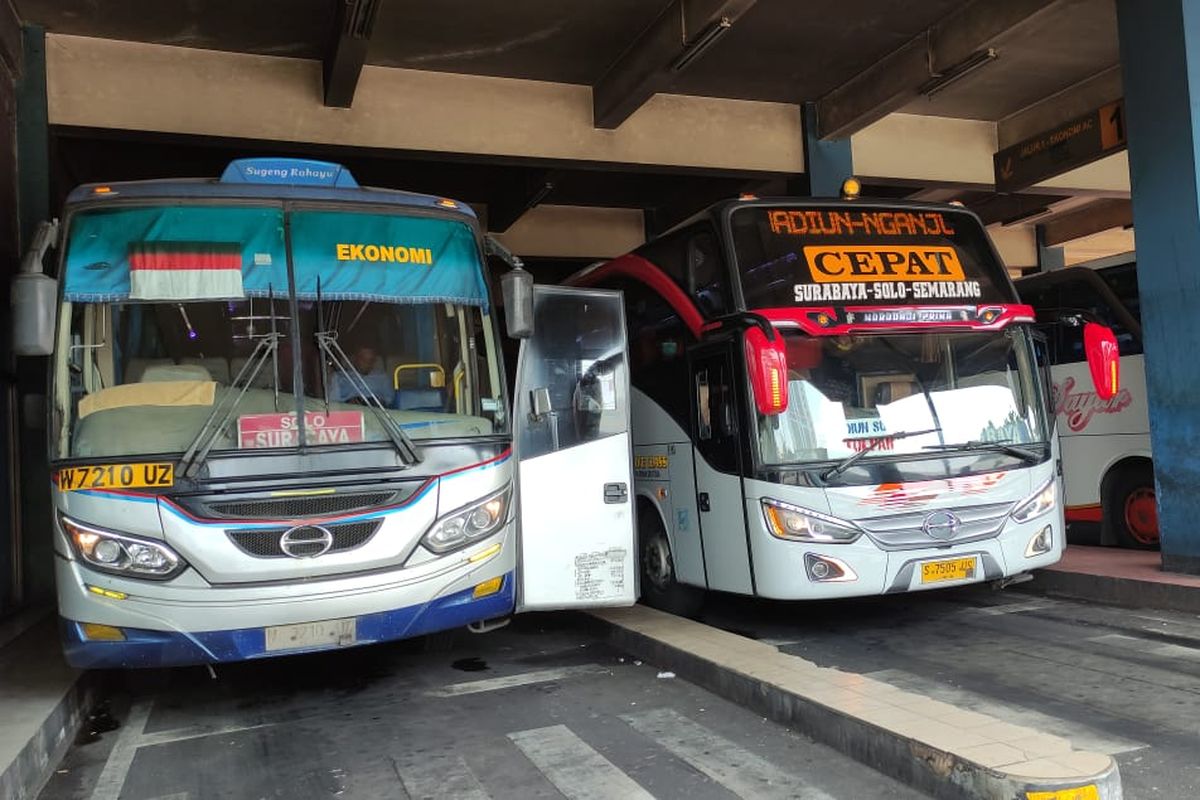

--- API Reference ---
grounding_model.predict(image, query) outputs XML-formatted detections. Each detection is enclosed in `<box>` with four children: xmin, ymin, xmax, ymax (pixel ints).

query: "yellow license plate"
<box><xmin>920</xmin><ymin>557</ymin><xmax>977</xmax><ymax>584</ymax></box>
<box><xmin>56</xmin><ymin>462</ymin><xmax>174</xmax><ymax>492</ymax></box>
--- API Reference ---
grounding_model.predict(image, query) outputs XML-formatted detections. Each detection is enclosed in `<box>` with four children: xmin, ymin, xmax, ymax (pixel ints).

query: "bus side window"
<box><xmin>1057</xmin><ymin>278</ymin><xmax>1142</xmax><ymax>361</ymax></box>
<box><xmin>696</xmin><ymin>369</ymin><xmax>712</xmax><ymax>440</ymax></box>
<box><xmin>686</xmin><ymin>230</ymin><xmax>730</xmax><ymax>317</ymax></box>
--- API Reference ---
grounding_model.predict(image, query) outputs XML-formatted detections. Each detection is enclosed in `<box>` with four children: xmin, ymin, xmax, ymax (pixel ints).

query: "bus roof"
<box><xmin>64</xmin><ymin>158</ymin><xmax>478</xmax><ymax>220</ymax></box>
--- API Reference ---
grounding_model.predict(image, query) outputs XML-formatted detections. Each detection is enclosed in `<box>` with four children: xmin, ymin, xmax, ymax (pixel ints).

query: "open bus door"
<box><xmin>513</xmin><ymin>286</ymin><xmax>637</xmax><ymax>611</ymax></box>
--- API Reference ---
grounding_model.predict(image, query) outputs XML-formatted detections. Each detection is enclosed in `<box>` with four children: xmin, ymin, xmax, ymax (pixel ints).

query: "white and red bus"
<box><xmin>1016</xmin><ymin>258</ymin><xmax>1156</xmax><ymax>548</ymax></box>
<box><xmin>568</xmin><ymin>186</ymin><xmax>1118</xmax><ymax>612</ymax></box>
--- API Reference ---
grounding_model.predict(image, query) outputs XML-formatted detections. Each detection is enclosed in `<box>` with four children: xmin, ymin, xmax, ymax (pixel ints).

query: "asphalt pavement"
<box><xmin>39</xmin><ymin>614</ymin><xmax>926</xmax><ymax>800</ymax></box>
<box><xmin>699</xmin><ymin>584</ymin><xmax>1200</xmax><ymax>800</ymax></box>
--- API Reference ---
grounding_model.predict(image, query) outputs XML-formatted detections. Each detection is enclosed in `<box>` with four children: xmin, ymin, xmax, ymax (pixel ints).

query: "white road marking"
<box><xmin>970</xmin><ymin>600</ymin><xmax>1053</xmax><ymax>616</ymax></box>
<box><xmin>428</xmin><ymin>665</ymin><xmax>609</xmax><ymax>697</ymax></box>
<box><xmin>507</xmin><ymin>724</ymin><xmax>653</xmax><ymax>800</ymax></box>
<box><xmin>622</xmin><ymin>708</ymin><xmax>835</xmax><ymax>800</ymax></box>
<box><xmin>395</xmin><ymin>753</ymin><xmax>490</xmax><ymax>800</ymax></box>
<box><xmin>146</xmin><ymin>794</ymin><xmax>190</xmax><ymax>800</ymax></box>
<box><xmin>1090</xmin><ymin>633</ymin><xmax>1200</xmax><ymax>663</ymax></box>
<box><xmin>866</xmin><ymin>669</ymin><xmax>1145</xmax><ymax>755</ymax></box>
<box><xmin>89</xmin><ymin>697</ymin><xmax>154</xmax><ymax>800</ymax></box>
<box><xmin>138</xmin><ymin>721</ymin><xmax>282</xmax><ymax>748</ymax></box>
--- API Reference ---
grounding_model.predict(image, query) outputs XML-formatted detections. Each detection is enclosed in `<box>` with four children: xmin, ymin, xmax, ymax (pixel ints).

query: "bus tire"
<box><xmin>1104</xmin><ymin>462</ymin><xmax>1159</xmax><ymax>550</ymax></box>
<box><xmin>638</xmin><ymin>506</ymin><xmax>704</xmax><ymax>618</ymax></box>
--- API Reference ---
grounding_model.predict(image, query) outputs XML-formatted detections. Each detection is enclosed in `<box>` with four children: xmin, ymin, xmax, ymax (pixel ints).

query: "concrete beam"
<box><xmin>1040</xmin><ymin>197</ymin><xmax>1133</xmax><ymax>246</ymax></box>
<box><xmin>592</xmin><ymin>0</ymin><xmax>757</xmax><ymax>130</ymax></box>
<box><xmin>493</xmin><ymin>205</ymin><xmax>645</xmax><ymax>259</ymax></box>
<box><xmin>817</xmin><ymin>0</ymin><xmax>1061</xmax><ymax>140</ymax></box>
<box><xmin>46</xmin><ymin>34</ymin><xmax>804</xmax><ymax>173</ymax></box>
<box><xmin>998</xmin><ymin>65</ymin><xmax>1123</xmax><ymax>150</ymax></box>
<box><xmin>852</xmin><ymin>113</ymin><xmax>997</xmax><ymax>185</ymax></box>
<box><xmin>486</xmin><ymin>170</ymin><xmax>557</xmax><ymax>233</ymax></box>
<box><xmin>322</xmin><ymin>0</ymin><xmax>381</xmax><ymax>108</ymax></box>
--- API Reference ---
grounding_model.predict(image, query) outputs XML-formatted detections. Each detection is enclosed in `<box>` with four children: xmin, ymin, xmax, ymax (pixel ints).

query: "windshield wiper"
<box><xmin>821</xmin><ymin>427</ymin><xmax>942</xmax><ymax>482</ymax></box>
<box><xmin>315</xmin><ymin>331</ymin><xmax>420</xmax><ymax>466</ymax></box>
<box><xmin>922</xmin><ymin>439</ymin><xmax>1041</xmax><ymax>463</ymax></box>
<box><xmin>179</xmin><ymin>332</ymin><xmax>281</xmax><ymax>479</ymax></box>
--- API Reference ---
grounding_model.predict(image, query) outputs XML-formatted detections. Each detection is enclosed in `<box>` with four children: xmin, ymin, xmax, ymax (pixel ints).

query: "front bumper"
<box><xmin>60</xmin><ymin>572</ymin><xmax>514</xmax><ymax>669</ymax></box>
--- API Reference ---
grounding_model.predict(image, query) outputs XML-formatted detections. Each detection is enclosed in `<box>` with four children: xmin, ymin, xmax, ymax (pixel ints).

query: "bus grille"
<box><xmin>227</xmin><ymin>520</ymin><xmax>383</xmax><ymax>558</ymax></box>
<box><xmin>201</xmin><ymin>492</ymin><xmax>397</xmax><ymax>520</ymax></box>
<box><xmin>856</xmin><ymin>501</ymin><xmax>1015</xmax><ymax>550</ymax></box>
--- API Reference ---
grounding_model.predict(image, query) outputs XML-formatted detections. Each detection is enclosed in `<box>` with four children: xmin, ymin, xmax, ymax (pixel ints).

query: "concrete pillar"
<box><xmin>14</xmin><ymin>24</ymin><xmax>52</xmax><ymax>604</ymax></box>
<box><xmin>803</xmin><ymin>104</ymin><xmax>852</xmax><ymax>197</ymax></box>
<box><xmin>1116</xmin><ymin>0</ymin><xmax>1200</xmax><ymax>572</ymax></box>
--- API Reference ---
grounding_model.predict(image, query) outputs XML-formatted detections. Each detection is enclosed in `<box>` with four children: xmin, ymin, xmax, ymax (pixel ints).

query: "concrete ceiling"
<box><xmin>19</xmin><ymin>0</ymin><xmax>1119</xmax><ymax>121</ymax></box>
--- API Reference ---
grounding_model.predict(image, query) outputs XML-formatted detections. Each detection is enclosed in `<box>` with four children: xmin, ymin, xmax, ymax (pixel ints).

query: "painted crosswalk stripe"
<box><xmin>1090</xmin><ymin>633</ymin><xmax>1200</xmax><ymax>662</ymax></box>
<box><xmin>89</xmin><ymin>698</ymin><xmax>154</xmax><ymax>800</ymax></box>
<box><xmin>428</xmin><ymin>665</ymin><xmax>609</xmax><ymax>697</ymax></box>
<box><xmin>970</xmin><ymin>600</ymin><xmax>1053</xmax><ymax>616</ymax></box>
<box><xmin>508</xmin><ymin>725</ymin><xmax>653</xmax><ymax>800</ymax></box>
<box><xmin>395</xmin><ymin>752</ymin><xmax>490</xmax><ymax>800</ymax></box>
<box><xmin>622</xmin><ymin>708</ymin><xmax>835</xmax><ymax>800</ymax></box>
<box><xmin>866</xmin><ymin>669</ymin><xmax>1145</xmax><ymax>755</ymax></box>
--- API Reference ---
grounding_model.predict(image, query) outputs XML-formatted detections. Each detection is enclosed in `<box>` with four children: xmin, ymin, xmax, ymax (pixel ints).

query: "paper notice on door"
<box><xmin>574</xmin><ymin>547</ymin><xmax>628</xmax><ymax>601</ymax></box>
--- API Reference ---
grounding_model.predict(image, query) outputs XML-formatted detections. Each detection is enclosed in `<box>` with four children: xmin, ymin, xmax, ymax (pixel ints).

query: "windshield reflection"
<box><xmin>758</xmin><ymin>328</ymin><xmax>1048</xmax><ymax>472</ymax></box>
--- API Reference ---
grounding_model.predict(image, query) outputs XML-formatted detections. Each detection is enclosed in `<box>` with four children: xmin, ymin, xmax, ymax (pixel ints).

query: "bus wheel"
<box><xmin>1105</xmin><ymin>463</ymin><xmax>1160</xmax><ymax>549</ymax></box>
<box><xmin>638</xmin><ymin>511</ymin><xmax>704</xmax><ymax>618</ymax></box>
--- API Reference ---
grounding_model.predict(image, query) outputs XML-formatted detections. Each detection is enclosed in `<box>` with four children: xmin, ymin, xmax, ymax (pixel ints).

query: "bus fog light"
<box><xmin>804</xmin><ymin>553</ymin><xmax>857</xmax><ymax>583</ymax></box>
<box><xmin>81</xmin><ymin>623</ymin><xmax>126</xmax><ymax>641</ymax></box>
<box><xmin>473</xmin><ymin>576</ymin><xmax>504</xmax><ymax>598</ymax></box>
<box><xmin>1025</xmin><ymin>525</ymin><xmax>1053</xmax><ymax>557</ymax></box>
<box><xmin>422</xmin><ymin>485</ymin><xmax>512</xmax><ymax>555</ymax></box>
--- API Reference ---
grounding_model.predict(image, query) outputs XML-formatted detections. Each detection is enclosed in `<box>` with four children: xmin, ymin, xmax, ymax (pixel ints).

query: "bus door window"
<box><xmin>516</xmin><ymin>292</ymin><xmax>627</xmax><ymax>460</ymax></box>
<box><xmin>691</xmin><ymin>349</ymin><xmax>740</xmax><ymax>473</ymax></box>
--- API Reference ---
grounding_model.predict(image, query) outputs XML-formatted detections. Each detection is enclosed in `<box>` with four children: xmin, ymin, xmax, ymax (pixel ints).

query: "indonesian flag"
<box><xmin>129</xmin><ymin>241</ymin><xmax>245</xmax><ymax>301</ymax></box>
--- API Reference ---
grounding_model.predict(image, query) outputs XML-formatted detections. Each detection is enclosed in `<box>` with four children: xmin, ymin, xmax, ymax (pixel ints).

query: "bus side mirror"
<box><xmin>501</xmin><ymin>266</ymin><xmax>534</xmax><ymax>339</ymax></box>
<box><xmin>744</xmin><ymin>327</ymin><xmax>788</xmax><ymax>415</ymax></box>
<box><xmin>1083</xmin><ymin>322</ymin><xmax>1120</xmax><ymax>401</ymax></box>
<box><xmin>12</xmin><ymin>219</ymin><xmax>60</xmax><ymax>357</ymax></box>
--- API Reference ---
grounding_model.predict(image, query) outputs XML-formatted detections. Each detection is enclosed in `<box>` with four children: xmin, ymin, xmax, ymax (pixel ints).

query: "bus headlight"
<box><xmin>761</xmin><ymin>498</ymin><xmax>861</xmax><ymax>544</ymax></box>
<box><xmin>60</xmin><ymin>515</ymin><xmax>185</xmax><ymax>580</ymax></box>
<box><xmin>422</xmin><ymin>485</ymin><xmax>511</xmax><ymax>554</ymax></box>
<box><xmin>1012</xmin><ymin>479</ymin><xmax>1056</xmax><ymax>523</ymax></box>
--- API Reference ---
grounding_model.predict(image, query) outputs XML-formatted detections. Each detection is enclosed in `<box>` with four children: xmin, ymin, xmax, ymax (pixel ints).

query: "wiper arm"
<box><xmin>316</xmin><ymin>331</ymin><xmax>420</xmax><ymax>465</ymax></box>
<box><xmin>179</xmin><ymin>332</ymin><xmax>281</xmax><ymax>479</ymax></box>
<box><xmin>821</xmin><ymin>427</ymin><xmax>941</xmax><ymax>481</ymax></box>
<box><xmin>922</xmin><ymin>439</ymin><xmax>1041</xmax><ymax>463</ymax></box>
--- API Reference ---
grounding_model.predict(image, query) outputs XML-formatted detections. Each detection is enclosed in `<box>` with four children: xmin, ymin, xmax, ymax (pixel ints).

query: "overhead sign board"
<box><xmin>993</xmin><ymin>99</ymin><xmax>1126</xmax><ymax>193</ymax></box>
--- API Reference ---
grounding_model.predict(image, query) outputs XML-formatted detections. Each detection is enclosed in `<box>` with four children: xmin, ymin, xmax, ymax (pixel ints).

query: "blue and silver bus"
<box><xmin>11</xmin><ymin>158</ymin><xmax>636</xmax><ymax>668</ymax></box>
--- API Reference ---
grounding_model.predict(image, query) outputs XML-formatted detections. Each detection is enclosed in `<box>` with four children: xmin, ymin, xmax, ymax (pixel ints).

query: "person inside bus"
<box><xmin>331</xmin><ymin>343</ymin><xmax>392</xmax><ymax>403</ymax></box>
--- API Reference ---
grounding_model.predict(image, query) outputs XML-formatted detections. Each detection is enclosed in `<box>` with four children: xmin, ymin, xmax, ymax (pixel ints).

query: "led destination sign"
<box><xmin>733</xmin><ymin>205</ymin><xmax>1013</xmax><ymax>310</ymax></box>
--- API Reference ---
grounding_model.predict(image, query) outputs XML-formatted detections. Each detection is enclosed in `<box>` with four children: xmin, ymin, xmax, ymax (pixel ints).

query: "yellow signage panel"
<box><xmin>56</xmin><ymin>462</ymin><xmax>175</xmax><ymax>492</ymax></box>
<box><xmin>803</xmin><ymin>246</ymin><xmax>966</xmax><ymax>283</ymax></box>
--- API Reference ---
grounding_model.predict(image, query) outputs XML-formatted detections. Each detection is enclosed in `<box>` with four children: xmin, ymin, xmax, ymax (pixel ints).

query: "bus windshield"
<box><xmin>52</xmin><ymin>203</ymin><xmax>505</xmax><ymax>461</ymax></box>
<box><xmin>757</xmin><ymin>328</ymin><xmax>1049</xmax><ymax>473</ymax></box>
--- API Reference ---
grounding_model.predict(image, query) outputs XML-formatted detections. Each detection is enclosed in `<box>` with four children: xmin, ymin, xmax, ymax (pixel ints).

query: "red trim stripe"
<box><xmin>1065</xmin><ymin>504</ymin><xmax>1103</xmax><ymax>523</ymax></box>
<box><xmin>567</xmin><ymin>254</ymin><xmax>705</xmax><ymax>338</ymax></box>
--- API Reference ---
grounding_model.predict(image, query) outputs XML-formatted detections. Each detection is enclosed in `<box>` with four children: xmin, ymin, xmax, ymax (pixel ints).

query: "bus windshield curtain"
<box><xmin>62</xmin><ymin>206</ymin><xmax>287</xmax><ymax>302</ymax></box>
<box><xmin>288</xmin><ymin>210</ymin><xmax>488</xmax><ymax>310</ymax></box>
